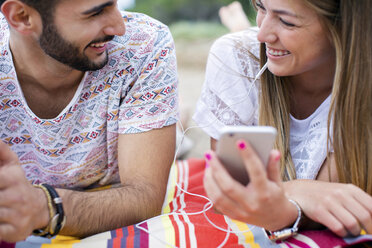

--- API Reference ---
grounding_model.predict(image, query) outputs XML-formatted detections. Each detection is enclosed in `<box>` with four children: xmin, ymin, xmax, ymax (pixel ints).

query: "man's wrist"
<box><xmin>34</xmin><ymin>187</ymin><xmax>52</xmax><ymax>231</ymax></box>
<box><xmin>32</xmin><ymin>184</ymin><xmax>66</xmax><ymax>238</ymax></box>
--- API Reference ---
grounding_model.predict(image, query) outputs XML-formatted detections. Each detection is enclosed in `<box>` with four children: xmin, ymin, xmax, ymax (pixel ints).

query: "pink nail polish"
<box><xmin>275</xmin><ymin>153</ymin><xmax>281</xmax><ymax>161</ymax></box>
<box><xmin>238</xmin><ymin>141</ymin><xmax>246</xmax><ymax>150</ymax></box>
<box><xmin>205</xmin><ymin>153</ymin><xmax>212</xmax><ymax>161</ymax></box>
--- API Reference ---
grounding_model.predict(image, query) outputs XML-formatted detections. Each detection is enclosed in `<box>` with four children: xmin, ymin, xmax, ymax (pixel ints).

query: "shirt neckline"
<box><xmin>6</xmin><ymin>38</ymin><xmax>87</xmax><ymax>122</ymax></box>
<box><xmin>290</xmin><ymin>94</ymin><xmax>332</xmax><ymax>123</ymax></box>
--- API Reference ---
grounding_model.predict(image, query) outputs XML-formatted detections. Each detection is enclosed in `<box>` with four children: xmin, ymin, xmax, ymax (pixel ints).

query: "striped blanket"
<box><xmin>4</xmin><ymin>159</ymin><xmax>372</xmax><ymax>248</ymax></box>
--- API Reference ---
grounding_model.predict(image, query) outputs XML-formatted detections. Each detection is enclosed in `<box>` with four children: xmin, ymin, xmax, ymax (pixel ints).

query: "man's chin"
<box><xmin>76</xmin><ymin>54</ymin><xmax>109</xmax><ymax>72</ymax></box>
<box><xmin>90</xmin><ymin>52</ymin><xmax>109</xmax><ymax>69</ymax></box>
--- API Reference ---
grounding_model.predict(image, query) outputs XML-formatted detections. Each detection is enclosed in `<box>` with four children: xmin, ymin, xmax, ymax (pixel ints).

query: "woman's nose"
<box><xmin>256</xmin><ymin>15</ymin><xmax>277</xmax><ymax>44</ymax></box>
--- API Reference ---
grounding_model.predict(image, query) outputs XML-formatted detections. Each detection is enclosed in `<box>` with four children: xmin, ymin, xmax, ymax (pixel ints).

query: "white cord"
<box><xmin>135</xmin><ymin>63</ymin><xmax>268</xmax><ymax>247</ymax></box>
<box><xmin>135</xmin><ymin>182</ymin><xmax>257</xmax><ymax>247</ymax></box>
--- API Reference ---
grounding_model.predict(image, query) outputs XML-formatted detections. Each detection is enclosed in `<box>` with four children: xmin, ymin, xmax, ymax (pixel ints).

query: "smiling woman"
<box><xmin>193</xmin><ymin>0</ymin><xmax>372</xmax><ymax>242</ymax></box>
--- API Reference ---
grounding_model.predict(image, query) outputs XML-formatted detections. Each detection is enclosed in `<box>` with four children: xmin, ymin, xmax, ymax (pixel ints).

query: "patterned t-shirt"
<box><xmin>193</xmin><ymin>27</ymin><xmax>331</xmax><ymax>180</ymax></box>
<box><xmin>0</xmin><ymin>12</ymin><xmax>179</xmax><ymax>189</ymax></box>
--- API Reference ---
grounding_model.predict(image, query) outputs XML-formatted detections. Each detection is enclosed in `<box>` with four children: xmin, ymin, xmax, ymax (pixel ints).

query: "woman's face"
<box><xmin>255</xmin><ymin>0</ymin><xmax>335</xmax><ymax>77</ymax></box>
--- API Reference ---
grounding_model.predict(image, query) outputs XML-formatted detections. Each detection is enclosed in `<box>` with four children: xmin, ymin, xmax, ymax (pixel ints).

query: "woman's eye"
<box><xmin>280</xmin><ymin>18</ymin><xmax>295</xmax><ymax>27</ymax></box>
<box><xmin>256</xmin><ymin>1</ymin><xmax>266</xmax><ymax>11</ymax></box>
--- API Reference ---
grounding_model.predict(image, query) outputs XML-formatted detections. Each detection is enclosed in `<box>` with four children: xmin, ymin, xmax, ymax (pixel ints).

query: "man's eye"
<box><xmin>91</xmin><ymin>10</ymin><xmax>104</xmax><ymax>17</ymax></box>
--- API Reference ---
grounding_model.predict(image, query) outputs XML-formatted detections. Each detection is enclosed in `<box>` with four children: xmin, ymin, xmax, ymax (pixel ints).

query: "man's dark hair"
<box><xmin>0</xmin><ymin>0</ymin><xmax>59</xmax><ymax>23</ymax></box>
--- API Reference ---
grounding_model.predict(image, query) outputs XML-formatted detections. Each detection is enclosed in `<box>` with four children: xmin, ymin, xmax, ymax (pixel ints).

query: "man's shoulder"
<box><xmin>120</xmin><ymin>11</ymin><xmax>171</xmax><ymax>39</ymax></box>
<box><xmin>105</xmin><ymin>11</ymin><xmax>174</xmax><ymax>69</ymax></box>
<box><xmin>95</xmin><ymin>12</ymin><xmax>175</xmax><ymax>81</ymax></box>
<box><xmin>108</xmin><ymin>11</ymin><xmax>173</xmax><ymax>56</ymax></box>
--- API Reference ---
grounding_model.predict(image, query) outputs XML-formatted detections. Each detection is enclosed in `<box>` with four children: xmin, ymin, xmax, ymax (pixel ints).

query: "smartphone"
<box><xmin>216</xmin><ymin>126</ymin><xmax>277</xmax><ymax>185</ymax></box>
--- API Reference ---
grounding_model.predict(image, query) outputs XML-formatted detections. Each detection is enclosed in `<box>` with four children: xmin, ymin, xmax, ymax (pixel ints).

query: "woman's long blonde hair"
<box><xmin>253</xmin><ymin>0</ymin><xmax>372</xmax><ymax>194</ymax></box>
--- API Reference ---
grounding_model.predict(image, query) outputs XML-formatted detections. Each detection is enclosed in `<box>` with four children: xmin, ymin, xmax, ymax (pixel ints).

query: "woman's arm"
<box><xmin>284</xmin><ymin>154</ymin><xmax>372</xmax><ymax>236</ymax></box>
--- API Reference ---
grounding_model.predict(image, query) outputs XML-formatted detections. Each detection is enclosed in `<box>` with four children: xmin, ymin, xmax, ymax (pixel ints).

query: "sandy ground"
<box><xmin>175</xmin><ymin>39</ymin><xmax>216</xmax><ymax>159</ymax></box>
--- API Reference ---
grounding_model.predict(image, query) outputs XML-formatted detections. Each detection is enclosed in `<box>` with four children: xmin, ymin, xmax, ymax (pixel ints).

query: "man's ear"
<box><xmin>1</xmin><ymin>0</ymin><xmax>40</xmax><ymax>34</ymax></box>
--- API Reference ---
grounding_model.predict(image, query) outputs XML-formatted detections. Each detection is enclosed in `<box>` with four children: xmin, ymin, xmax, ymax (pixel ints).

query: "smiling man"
<box><xmin>0</xmin><ymin>0</ymin><xmax>178</xmax><ymax>242</ymax></box>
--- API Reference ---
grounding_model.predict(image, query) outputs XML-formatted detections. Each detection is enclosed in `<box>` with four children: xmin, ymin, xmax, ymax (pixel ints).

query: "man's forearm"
<box><xmin>57</xmin><ymin>182</ymin><xmax>165</xmax><ymax>238</ymax></box>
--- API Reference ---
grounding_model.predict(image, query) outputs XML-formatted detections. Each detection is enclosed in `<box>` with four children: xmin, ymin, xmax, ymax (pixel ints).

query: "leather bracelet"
<box><xmin>32</xmin><ymin>184</ymin><xmax>54</xmax><ymax>236</ymax></box>
<box><xmin>264</xmin><ymin>199</ymin><xmax>302</xmax><ymax>241</ymax></box>
<box><xmin>32</xmin><ymin>184</ymin><xmax>66</xmax><ymax>238</ymax></box>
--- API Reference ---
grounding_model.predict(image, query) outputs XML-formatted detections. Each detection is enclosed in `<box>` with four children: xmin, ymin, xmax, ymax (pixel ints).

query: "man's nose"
<box><xmin>103</xmin><ymin>8</ymin><xmax>125</xmax><ymax>37</ymax></box>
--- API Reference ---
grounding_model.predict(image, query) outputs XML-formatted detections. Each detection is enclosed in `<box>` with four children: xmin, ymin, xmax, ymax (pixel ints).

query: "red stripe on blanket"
<box><xmin>111</xmin><ymin>229</ymin><xmax>124</xmax><ymax>248</ymax></box>
<box><xmin>115</xmin><ymin>228</ymin><xmax>124</xmax><ymax>238</ymax></box>
<box><xmin>179</xmin><ymin>214</ymin><xmax>191</xmax><ymax>248</ymax></box>
<box><xmin>169</xmin><ymin>213</ymin><xmax>181</xmax><ymax>247</ymax></box>
<box><xmin>126</xmin><ymin>226</ymin><xmax>135</xmax><ymax>248</ymax></box>
<box><xmin>178</xmin><ymin>159</ymin><xmax>245</xmax><ymax>247</ymax></box>
<box><xmin>112</xmin><ymin>237</ymin><xmax>121</xmax><ymax>248</ymax></box>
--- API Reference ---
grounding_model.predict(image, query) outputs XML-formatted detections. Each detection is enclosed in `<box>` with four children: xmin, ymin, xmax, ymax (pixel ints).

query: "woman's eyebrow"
<box><xmin>272</xmin><ymin>9</ymin><xmax>302</xmax><ymax>18</ymax></box>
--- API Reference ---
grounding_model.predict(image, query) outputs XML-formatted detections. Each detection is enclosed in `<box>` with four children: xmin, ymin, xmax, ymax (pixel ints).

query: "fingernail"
<box><xmin>205</xmin><ymin>153</ymin><xmax>212</xmax><ymax>161</ymax></box>
<box><xmin>238</xmin><ymin>141</ymin><xmax>246</xmax><ymax>150</ymax></box>
<box><xmin>275</xmin><ymin>153</ymin><xmax>281</xmax><ymax>162</ymax></box>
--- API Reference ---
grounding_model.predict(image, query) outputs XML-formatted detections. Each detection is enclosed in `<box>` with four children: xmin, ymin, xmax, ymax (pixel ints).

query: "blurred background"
<box><xmin>118</xmin><ymin>0</ymin><xmax>257</xmax><ymax>159</ymax></box>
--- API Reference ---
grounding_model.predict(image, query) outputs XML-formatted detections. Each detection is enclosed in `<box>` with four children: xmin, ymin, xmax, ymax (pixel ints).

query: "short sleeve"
<box><xmin>192</xmin><ymin>28</ymin><xmax>262</xmax><ymax>139</ymax></box>
<box><xmin>117</xmin><ymin>21</ymin><xmax>178</xmax><ymax>134</ymax></box>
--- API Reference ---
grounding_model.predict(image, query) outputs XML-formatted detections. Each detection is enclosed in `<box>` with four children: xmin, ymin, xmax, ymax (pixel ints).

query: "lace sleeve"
<box><xmin>193</xmin><ymin>29</ymin><xmax>262</xmax><ymax>139</ymax></box>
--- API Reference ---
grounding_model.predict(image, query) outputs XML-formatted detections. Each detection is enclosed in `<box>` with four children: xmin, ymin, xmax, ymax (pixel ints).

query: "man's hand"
<box><xmin>0</xmin><ymin>141</ymin><xmax>49</xmax><ymax>242</ymax></box>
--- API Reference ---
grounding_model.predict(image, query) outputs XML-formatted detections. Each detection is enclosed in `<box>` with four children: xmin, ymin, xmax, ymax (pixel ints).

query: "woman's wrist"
<box><xmin>265</xmin><ymin>198</ymin><xmax>302</xmax><ymax>241</ymax></box>
<box><xmin>283</xmin><ymin>198</ymin><xmax>301</xmax><ymax>229</ymax></box>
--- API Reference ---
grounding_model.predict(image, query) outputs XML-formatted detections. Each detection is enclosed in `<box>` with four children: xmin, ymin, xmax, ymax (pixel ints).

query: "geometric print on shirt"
<box><xmin>0</xmin><ymin>11</ymin><xmax>179</xmax><ymax>189</ymax></box>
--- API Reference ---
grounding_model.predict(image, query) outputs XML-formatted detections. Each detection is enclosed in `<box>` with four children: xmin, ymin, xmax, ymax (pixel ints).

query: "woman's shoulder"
<box><xmin>209</xmin><ymin>27</ymin><xmax>261</xmax><ymax>79</ymax></box>
<box><xmin>212</xmin><ymin>27</ymin><xmax>261</xmax><ymax>60</ymax></box>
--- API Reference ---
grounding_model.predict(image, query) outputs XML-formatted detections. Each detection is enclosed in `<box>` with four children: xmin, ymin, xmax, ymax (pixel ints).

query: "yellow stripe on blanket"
<box><xmin>160</xmin><ymin>214</ymin><xmax>176</xmax><ymax>246</ymax></box>
<box><xmin>162</xmin><ymin>162</ymin><xmax>178</xmax><ymax>214</ymax></box>
<box><xmin>41</xmin><ymin>235</ymin><xmax>80</xmax><ymax>248</ymax></box>
<box><xmin>230</xmin><ymin>219</ymin><xmax>261</xmax><ymax>248</ymax></box>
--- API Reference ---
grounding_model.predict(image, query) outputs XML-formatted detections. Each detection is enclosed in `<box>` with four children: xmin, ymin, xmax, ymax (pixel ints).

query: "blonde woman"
<box><xmin>193</xmin><ymin>0</ymin><xmax>372</xmax><ymax>240</ymax></box>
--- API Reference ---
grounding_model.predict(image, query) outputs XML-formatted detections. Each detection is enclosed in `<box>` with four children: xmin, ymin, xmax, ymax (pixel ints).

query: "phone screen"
<box><xmin>216</xmin><ymin>126</ymin><xmax>277</xmax><ymax>185</ymax></box>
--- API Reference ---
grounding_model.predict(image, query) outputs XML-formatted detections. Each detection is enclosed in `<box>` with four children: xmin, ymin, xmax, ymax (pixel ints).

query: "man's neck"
<box><xmin>9</xmin><ymin>33</ymin><xmax>84</xmax><ymax>91</ymax></box>
<box><xmin>9</xmin><ymin>33</ymin><xmax>85</xmax><ymax>119</ymax></box>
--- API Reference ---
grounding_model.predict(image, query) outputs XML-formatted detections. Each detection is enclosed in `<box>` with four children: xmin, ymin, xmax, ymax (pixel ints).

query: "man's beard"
<box><xmin>39</xmin><ymin>21</ymin><xmax>114</xmax><ymax>72</ymax></box>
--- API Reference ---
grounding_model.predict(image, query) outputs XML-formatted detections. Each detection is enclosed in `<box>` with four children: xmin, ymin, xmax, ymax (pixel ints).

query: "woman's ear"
<box><xmin>1</xmin><ymin>0</ymin><xmax>40</xmax><ymax>34</ymax></box>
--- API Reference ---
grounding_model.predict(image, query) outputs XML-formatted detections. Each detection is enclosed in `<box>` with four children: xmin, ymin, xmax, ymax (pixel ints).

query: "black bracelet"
<box><xmin>32</xmin><ymin>184</ymin><xmax>66</xmax><ymax>238</ymax></box>
<box><xmin>42</xmin><ymin>184</ymin><xmax>66</xmax><ymax>236</ymax></box>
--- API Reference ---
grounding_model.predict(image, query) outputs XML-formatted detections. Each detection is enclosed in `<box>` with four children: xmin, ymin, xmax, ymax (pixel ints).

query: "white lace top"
<box><xmin>193</xmin><ymin>28</ymin><xmax>331</xmax><ymax>179</ymax></box>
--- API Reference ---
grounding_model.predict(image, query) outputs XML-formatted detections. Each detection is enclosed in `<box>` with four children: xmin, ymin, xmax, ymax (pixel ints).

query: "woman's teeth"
<box><xmin>267</xmin><ymin>48</ymin><xmax>290</xmax><ymax>56</ymax></box>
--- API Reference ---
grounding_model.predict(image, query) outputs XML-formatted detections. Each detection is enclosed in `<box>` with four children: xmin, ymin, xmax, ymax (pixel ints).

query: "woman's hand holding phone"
<box><xmin>203</xmin><ymin>138</ymin><xmax>299</xmax><ymax>231</ymax></box>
